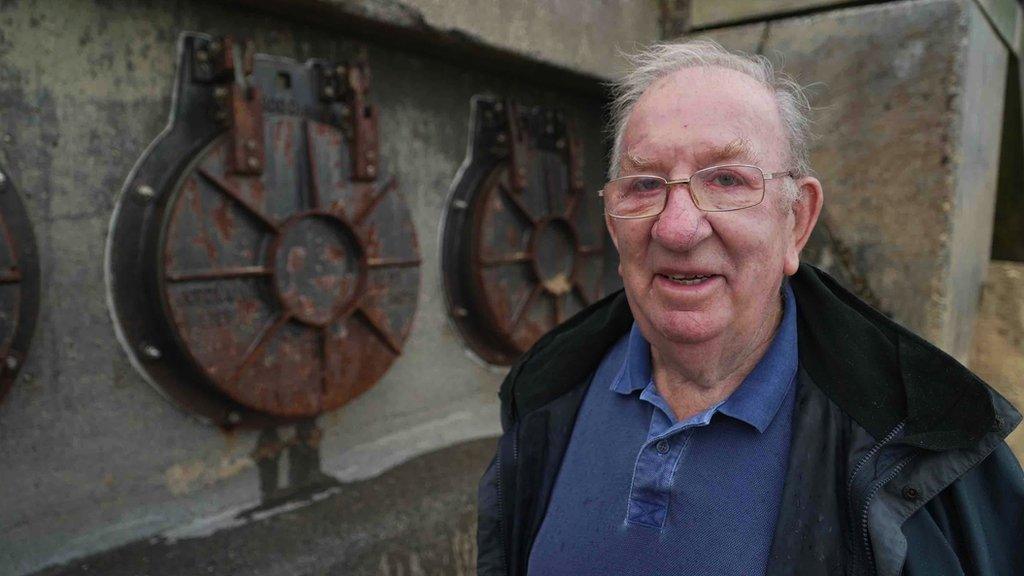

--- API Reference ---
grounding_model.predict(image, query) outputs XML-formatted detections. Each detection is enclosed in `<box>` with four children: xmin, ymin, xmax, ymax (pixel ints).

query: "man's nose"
<box><xmin>650</xmin><ymin>183</ymin><xmax>711</xmax><ymax>250</ymax></box>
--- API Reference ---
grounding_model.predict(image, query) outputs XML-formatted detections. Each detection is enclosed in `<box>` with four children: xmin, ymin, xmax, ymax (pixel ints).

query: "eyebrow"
<box><xmin>621</xmin><ymin>138</ymin><xmax>759</xmax><ymax>175</ymax></box>
<box><xmin>693</xmin><ymin>139</ymin><xmax>758</xmax><ymax>167</ymax></box>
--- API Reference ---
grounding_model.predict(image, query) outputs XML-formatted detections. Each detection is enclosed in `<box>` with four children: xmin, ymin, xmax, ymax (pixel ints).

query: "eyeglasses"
<box><xmin>598</xmin><ymin>164</ymin><xmax>794</xmax><ymax>219</ymax></box>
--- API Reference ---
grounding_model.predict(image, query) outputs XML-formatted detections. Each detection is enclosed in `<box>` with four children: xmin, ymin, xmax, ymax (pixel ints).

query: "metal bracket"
<box><xmin>347</xmin><ymin>55</ymin><xmax>380</xmax><ymax>181</ymax></box>
<box><xmin>504</xmin><ymin>100</ymin><xmax>529</xmax><ymax>192</ymax></box>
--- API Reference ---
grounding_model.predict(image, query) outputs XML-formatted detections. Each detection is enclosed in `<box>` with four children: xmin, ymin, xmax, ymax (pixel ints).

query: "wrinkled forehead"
<box><xmin>622</xmin><ymin>66</ymin><xmax>788</xmax><ymax>169</ymax></box>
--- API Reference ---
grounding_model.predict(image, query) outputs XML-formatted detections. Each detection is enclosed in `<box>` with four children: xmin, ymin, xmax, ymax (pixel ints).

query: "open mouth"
<box><xmin>660</xmin><ymin>273</ymin><xmax>715</xmax><ymax>286</ymax></box>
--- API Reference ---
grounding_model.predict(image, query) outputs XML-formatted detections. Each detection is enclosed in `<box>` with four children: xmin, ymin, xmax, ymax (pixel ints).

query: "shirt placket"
<box><xmin>625</xmin><ymin>407</ymin><xmax>692</xmax><ymax>529</ymax></box>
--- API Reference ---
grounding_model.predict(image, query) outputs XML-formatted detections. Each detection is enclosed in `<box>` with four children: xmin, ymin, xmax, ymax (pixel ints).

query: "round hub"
<box><xmin>531</xmin><ymin>218</ymin><xmax>577</xmax><ymax>295</ymax></box>
<box><xmin>272</xmin><ymin>214</ymin><xmax>363</xmax><ymax>326</ymax></box>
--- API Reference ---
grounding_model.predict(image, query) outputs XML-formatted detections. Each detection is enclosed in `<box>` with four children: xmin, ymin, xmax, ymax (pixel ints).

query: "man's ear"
<box><xmin>784</xmin><ymin>176</ymin><xmax>823</xmax><ymax>276</ymax></box>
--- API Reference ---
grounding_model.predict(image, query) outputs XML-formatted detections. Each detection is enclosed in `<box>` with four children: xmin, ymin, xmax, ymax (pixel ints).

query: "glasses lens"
<box><xmin>603</xmin><ymin>176</ymin><xmax>667</xmax><ymax>218</ymax></box>
<box><xmin>691</xmin><ymin>165</ymin><xmax>765</xmax><ymax>211</ymax></box>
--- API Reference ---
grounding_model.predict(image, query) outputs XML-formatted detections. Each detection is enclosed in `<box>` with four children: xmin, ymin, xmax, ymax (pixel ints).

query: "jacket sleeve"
<box><xmin>477</xmin><ymin>450</ymin><xmax>505</xmax><ymax>576</ymax></box>
<box><xmin>904</xmin><ymin>442</ymin><xmax>1024</xmax><ymax>575</ymax></box>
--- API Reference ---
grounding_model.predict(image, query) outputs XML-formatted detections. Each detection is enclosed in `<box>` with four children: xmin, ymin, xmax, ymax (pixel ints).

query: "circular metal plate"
<box><xmin>471</xmin><ymin>155</ymin><xmax>606</xmax><ymax>355</ymax></box>
<box><xmin>442</xmin><ymin>98</ymin><xmax>615</xmax><ymax>366</ymax></box>
<box><xmin>0</xmin><ymin>168</ymin><xmax>40</xmax><ymax>402</ymax></box>
<box><xmin>159</xmin><ymin>118</ymin><xmax>419</xmax><ymax>417</ymax></box>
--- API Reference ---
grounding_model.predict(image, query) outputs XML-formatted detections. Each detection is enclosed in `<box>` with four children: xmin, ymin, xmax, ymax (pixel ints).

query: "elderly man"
<box><xmin>476</xmin><ymin>41</ymin><xmax>1024</xmax><ymax>576</ymax></box>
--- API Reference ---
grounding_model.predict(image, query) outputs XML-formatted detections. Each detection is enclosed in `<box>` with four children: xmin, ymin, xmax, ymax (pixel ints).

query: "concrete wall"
<box><xmin>694</xmin><ymin>0</ymin><xmax>1009</xmax><ymax>362</ymax></box>
<box><xmin>970</xmin><ymin>261</ymin><xmax>1024</xmax><ymax>462</ymax></box>
<box><xmin>0</xmin><ymin>1</ymin><xmax>657</xmax><ymax>574</ymax></box>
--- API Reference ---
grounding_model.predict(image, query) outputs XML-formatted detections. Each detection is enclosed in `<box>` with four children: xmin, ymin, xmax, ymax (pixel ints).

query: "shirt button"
<box><xmin>656</xmin><ymin>439</ymin><xmax>670</xmax><ymax>454</ymax></box>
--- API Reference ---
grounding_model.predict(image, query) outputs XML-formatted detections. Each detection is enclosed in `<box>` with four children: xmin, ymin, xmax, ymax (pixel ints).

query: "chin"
<box><xmin>645</xmin><ymin>307</ymin><xmax>727</xmax><ymax>345</ymax></box>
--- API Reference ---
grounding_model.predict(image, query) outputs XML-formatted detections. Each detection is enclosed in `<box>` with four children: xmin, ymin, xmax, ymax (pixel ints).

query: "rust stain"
<box><xmin>212</xmin><ymin>197</ymin><xmax>235</xmax><ymax>240</ymax></box>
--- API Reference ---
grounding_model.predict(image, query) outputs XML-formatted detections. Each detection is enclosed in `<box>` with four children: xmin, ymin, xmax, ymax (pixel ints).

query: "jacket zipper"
<box><xmin>845</xmin><ymin>420</ymin><xmax>907</xmax><ymax>576</ymax></box>
<box><xmin>496</xmin><ymin>426</ymin><xmax>519</xmax><ymax>576</ymax></box>
<box><xmin>858</xmin><ymin>452</ymin><xmax>915</xmax><ymax>575</ymax></box>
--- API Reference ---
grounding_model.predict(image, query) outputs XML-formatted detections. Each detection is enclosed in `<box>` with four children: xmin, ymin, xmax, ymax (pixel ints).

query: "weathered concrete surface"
<box><xmin>231</xmin><ymin>0</ymin><xmax>662</xmax><ymax>81</ymax></box>
<box><xmin>30</xmin><ymin>437</ymin><xmax>496</xmax><ymax>576</ymax></box>
<box><xmin>0</xmin><ymin>1</ymin><xmax>612</xmax><ymax>573</ymax></box>
<box><xmin>969</xmin><ymin>261</ymin><xmax>1024</xmax><ymax>463</ymax></box>
<box><xmin>700</xmin><ymin>0</ymin><xmax>1008</xmax><ymax>361</ymax></box>
<box><xmin>690</xmin><ymin>0</ymin><xmax>853</xmax><ymax>28</ymax></box>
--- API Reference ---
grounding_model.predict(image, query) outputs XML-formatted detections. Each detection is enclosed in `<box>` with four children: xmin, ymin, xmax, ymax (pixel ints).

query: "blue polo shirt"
<box><xmin>528</xmin><ymin>284</ymin><xmax>799</xmax><ymax>576</ymax></box>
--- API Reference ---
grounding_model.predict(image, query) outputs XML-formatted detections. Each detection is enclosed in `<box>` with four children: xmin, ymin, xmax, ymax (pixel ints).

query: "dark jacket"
<box><xmin>477</xmin><ymin>264</ymin><xmax>1024</xmax><ymax>576</ymax></box>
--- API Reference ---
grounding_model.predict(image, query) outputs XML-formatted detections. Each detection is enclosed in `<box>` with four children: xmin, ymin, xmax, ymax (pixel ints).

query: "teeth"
<box><xmin>666</xmin><ymin>274</ymin><xmax>711</xmax><ymax>285</ymax></box>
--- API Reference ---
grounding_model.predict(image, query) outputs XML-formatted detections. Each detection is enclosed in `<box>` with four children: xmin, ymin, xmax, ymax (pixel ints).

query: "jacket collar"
<box><xmin>502</xmin><ymin>263</ymin><xmax>1015</xmax><ymax>451</ymax></box>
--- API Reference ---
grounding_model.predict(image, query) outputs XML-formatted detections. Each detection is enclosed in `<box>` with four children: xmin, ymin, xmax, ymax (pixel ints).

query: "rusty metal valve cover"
<box><xmin>441</xmin><ymin>97</ymin><xmax>614</xmax><ymax>366</ymax></box>
<box><xmin>0</xmin><ymin>166</ymin><xmax>40</xmax><ymax>404</ymax></box>
<box><xmin>106</xmin><ymin>33</ymin><xmax>420</xmax><ymax>425</ymax></box>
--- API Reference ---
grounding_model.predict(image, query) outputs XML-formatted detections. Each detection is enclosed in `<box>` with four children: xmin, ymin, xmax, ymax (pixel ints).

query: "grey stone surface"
<box><xmin>0</xmin><ymin>1</ymin><xmax>612</xmax><ymax>573</ymax></box>
<box><xmin>232</xmin><ymin>0</ymin><xmax>662</xmax><ymax>81</ymax></box>
<box><xmin>30</xmin><ymin>437</ymin><xmax>496</xmax><ymax>576</ymax></box>
<box><xmin>699</xmin><ymin>0</ymin><xmax>1008</xmax><ymax>360</ymax></box>
<box><xmin>690</xmin><ymin>0</ymin><xmax>853</xmax><ymax>28</ymax></box>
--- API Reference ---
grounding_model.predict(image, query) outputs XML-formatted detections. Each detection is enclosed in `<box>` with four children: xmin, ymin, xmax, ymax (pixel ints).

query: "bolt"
<box><xmin>244</xmin><ymin>138</ymin><xmax>257</xmax><ymax>151</ymax></box>
<box><xmin>136</xmin><ymin>184</ymin><xmax>155</xmax><ymax>199</ymax></box>
<box><xmin>0</xmin><ymin>171</ymin><xmax>6</xmax><ymax>186</ymax></box>
<box><xmin>494</xmin><ymin>102</ymin><xmax>504</xmax><ymax>112</ymax></box>
<box><xmin>209</xmin><ymin>41</ymin><xmax>222</xmax><ymax>53</ymax></box>
<box><xmin>323</xmin><ymin>86</ymin><xmax>336</xmax><ymax>99</ymax></box>
<box><xmin>366</xmin><ymin>164</ymin><xmax>376</xmax><ymax>176</ymax></box>
<box><xmin>555</xmin><ymin>139</ymin><xmax>566</xmax><ymax>150</ymax></box>
<box><xmin>454</xmin><ymin>307</ymin><xmax>468</xmax><ymax>317</ymax></box>
<box><xmin>452</xmin><ymin>199</ymin><xmax>469</xmax><ymax>210</ymax></box>
<box><xmin>141</xmin><ymin>344</ymin><xmax>161</xmax><ymax>360</ymax></box>
<box><xmin>365</xmin><ymin>149</ymin><xmax>376</xmax><ymax>160</ymax></box>
<box><xmin>4</xmin><ymin>355</ymin><xmax>18</xmax><ymax>371</ymax></box>
<box><xmin>246</xmin><ymin>157</ymin><xmax>261</xmax><ymax>171</ymax></box>
<box><xmin>196</xmin><ymin>50</ymin><xmax>209</xmax><ymax>62</ymax></box>
<box><xmin>496</xmin><ymin>133</ymin><xmax>507</xmax><ymax>144</ymax></box>
<box><xmin>214</xmin><ymin>110</ymin><xmax>229</xmax><ymax>123</ymax></box>
<box><xmin>214</xmin><ymin>86</ymin><xmax>229</xmax><ymax>98</ymax></box>
<box><xmin>340</xmin><ymin>105</ymin><xmax>351</xmax><ymax>117</ymax></box>
<box><xmin>2</xmin><ymin>134</ymin><xmax>12</xmax><ymax>144</ymax></box>
<box><xmin>227</xmin><ymin>411</ymin><xmax>242</xmax><ymax>425</ymax></box>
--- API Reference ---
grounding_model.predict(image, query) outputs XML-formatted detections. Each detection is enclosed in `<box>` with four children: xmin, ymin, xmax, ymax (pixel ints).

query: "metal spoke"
<box><xmin>356</xmin><ymin>307</ymin><xmax>402</xmax><ymax>355</ymax></box>
<box><xmin>199</xmin><ymin>167</ymin><xmax>279</xmax><ymax>232</ymax></box>
<box><xmin>305</xmin><ymin>120</ymin><xmax>322</xmax><ymax>210</ymax></box>
<box><xmin>319</xmin><ymin>325</ymin><xmax>329</xmax><ymax>396</ymax></box>
<box><xmin>0</xmin><ymin>268</ymin><xmax>21</xmax><ymax>284</ymax></box>
<box><xmin>578</xmin><ymin>245</ymin><xmax>604</xmax><ymax>256</ymax></box>
<box><xmin>508</xmin><ymin>284</ymin><xmax>542</xmax><ymax>332</ymax></box>
<box><xmin>366</xmin><ymin>257</ymin><xmax>421</xmax><ymax>269</ymax></box>
<box><xmin>553</xmin><ymin>293</ymin><xmax>563</xmax><ymax>325</ymax></box>
<box><xmin>573</xmin><ymin>281</ymin><xmax>593</xmax><ymax>306</ymax></box>
<box><xmin>479</xmin><ymin>252</ymin><xmax>530</xmax><ymax>267</ymax></box>
<box><xmin>564</xmin><ymin>190</ymin><xmax>581</xmax><ymax>219</ymax></box>
<box><xmin>499</xmin><ymin>182</ymin><xmax>538</xmax><ymax>226</ymax></box>
<box><xmin>165</xmin><ymin>266</ymin><xmax>271</xmax><ymax>282</ymax></box>
<box><xmin>354</xmin><ymin>177</ymin><xmax>397</xmax><ymax>225</ymax></box>
<box><xmin>230</xmin><ymin>312</ymin><xmax>291</xmax><ymax>385</ymax></box>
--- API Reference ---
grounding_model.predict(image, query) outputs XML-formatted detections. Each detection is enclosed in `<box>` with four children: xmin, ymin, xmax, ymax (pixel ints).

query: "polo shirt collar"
<box><xmin>610</xmin><ymin>282</ymin><xmax>799</xmax><ymax>434</ymax></box>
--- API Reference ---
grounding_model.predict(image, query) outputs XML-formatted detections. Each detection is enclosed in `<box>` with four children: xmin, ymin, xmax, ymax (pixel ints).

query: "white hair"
<box><xmin>607</xmin><ymin>40</ymin><xmax>813</xmax><ymax>204</ymax></box>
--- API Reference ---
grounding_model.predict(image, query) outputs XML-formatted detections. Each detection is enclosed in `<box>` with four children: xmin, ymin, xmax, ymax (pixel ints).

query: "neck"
<box><xmin>650</xmin><ymin>296</ymin><xmax>784</xmax><ymax>422</ymax></box>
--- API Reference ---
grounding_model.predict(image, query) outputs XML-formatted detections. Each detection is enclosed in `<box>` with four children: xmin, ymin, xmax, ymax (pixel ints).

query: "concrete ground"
<box><xmin>31</xmin><ymin>437</ymin><xmax>496</xmax><ymax>576</ymax></box>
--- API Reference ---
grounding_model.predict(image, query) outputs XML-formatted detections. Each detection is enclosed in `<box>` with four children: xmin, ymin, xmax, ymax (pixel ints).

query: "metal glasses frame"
<box><xmin>598</xmin><ymin>164</ymin><xmax>795</xmax><ymax>219</ymax></box>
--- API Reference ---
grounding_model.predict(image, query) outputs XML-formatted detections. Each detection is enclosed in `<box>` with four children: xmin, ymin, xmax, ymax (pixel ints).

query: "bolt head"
<box><xmin>452</xmin><ymin>199</ymin><xmax>469</xmax><ymax>210</ymax></box>
<box><xmin>323</xmin><ymin>86</ymin><xmax>336</xmax><ymax>98</ymax></box>
<box><xmin>365</xmin><ymin>164</ymin><xmax>376</xmax><ymax>176</ymax></box>
<box><xmin>4</xmin><ymin>355</ymin><xmax>18</xmax><ymax>371</ymax></box>
<box><xmin>0</xmin><ymin>171</ymin><xmax>6</xmax><ymax>186</ymax></box>
<box><xmin>244</xmin><ymin>138</ymin><xmax>257</xmax><ymax>151</ymax></box>
<box><xmin>136</xmin><ymin>184</ymin><xmax>155</xmax><ymax>199</ymax></box>
<box><xmin>227</xmin><ymin>411</ymin><xmax>242</xmax><ymax>424</ymax></box>
<box><xmin>246</xmin><ymin>156</ymin><xmax>260</xmax><ymax>170</ymax></box>
<box><xmin>214</xmin><ymin>86</ymin><xmax>229</xmax><ymax>98</ymax></box>
<box><xmin>496</xmin><ymin>133</ymin><xmax>507</xmax><ymax>143</ymax></box>
<box><xmin>196</xmin><ymin>50</ymin><xmax>209</xmax><ymax>62</ymax></box>
<box><xmin>141</xmin><ymin>344</ymin><xmax>162</xmax><ymax>360</ymax></box>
